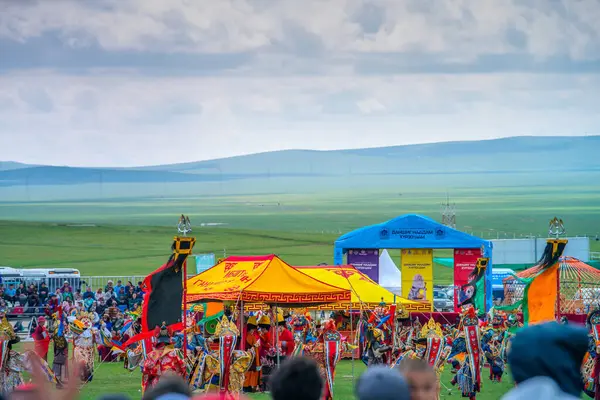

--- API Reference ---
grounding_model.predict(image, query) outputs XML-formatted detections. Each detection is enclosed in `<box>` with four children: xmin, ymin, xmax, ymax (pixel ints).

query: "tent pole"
<box><xmin>350</xmin><ymin>308</ymin><xmax>355</xmax><ymax>386</ymax></box>
<box><xmin>240</xmin><ymin>300</ymin><xmax>245</xmax><ymax>351</ymax></box>
<box><xmin>275</xmin><ymin>304</ymin><xmax>281</xmax><ymax>368</ymax></box>
<box><xmin>182</xmin><ymin>259</ymin><xmax>188</xmax><ymax>360</ymax></box>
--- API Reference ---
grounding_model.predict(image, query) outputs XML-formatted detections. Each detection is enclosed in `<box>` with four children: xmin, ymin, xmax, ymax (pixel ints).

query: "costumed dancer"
<box><xmin>450</xmin><ymin>305</ymin><xmax>482</xmax><ymax>400</ymax></box>
<box><xmin>50</xmin><ymin>308</ymin><xmax>69</xmax><ymax>388</ymax></box>
<box><xmin>583</xmin><ymin>308</ymin><xmax>600</xmax><ymax>399</ymax></box>
<box><xmin>187</xmin><ymin>323</ymin><xmax>213</xmax><ymax>392</ymax></box>
<box><xmin>32</xmin><ymin>316</ymin><xmax>50</xmax><ymax>361</ymax></box>
<box><xmin>141</xmin><ymin>322</ymin><xmax>186</xmax><ymax>394</ymax></box>
<box><xmin>243</xmin><ymin>315</ymin><xmax>261</xmax><ymax>393</ymax></box>
<box><xmin>363</xmin><ymin>325</ymin><xmax>391</xmax><ymax>366</ymax></box>
<box><xmin>290</xmin><ymin>311</ymin><xmax>310</xmax><ymax>357</ymax></box>
<box><xmin>123</xmin><ymin>318</ymin><xmax>144</xmax><ymax>372</ymax></box>
<box><xmin>0</xmin><ymin>307</ymin><xmax>25</xmax><ymax>394</ymax></box>
<box><xmin>68</xmin><ymin>310</ymin><xmax>110</xmax><ymax>383</ymax></box>
<box><xmin>204</xmin><ymin>315</ymin><xmax>252</xmax><ymax>397</ymax></box>
<box><xmin>0</xmin><ymin>308</ymin><xmax>56</xmax><ymax>393</ymax></box>
<box><xmin>303</xmin><ymin>319</ymin><xmax>342</xmax><ymax>400</ymax></box>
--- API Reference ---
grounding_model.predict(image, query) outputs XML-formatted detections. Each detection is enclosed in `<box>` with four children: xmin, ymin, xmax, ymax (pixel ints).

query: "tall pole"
<box><xmin>182</xmin><ymin>259</ymin><xmax>188</xmax><ymax>360</ymax></box>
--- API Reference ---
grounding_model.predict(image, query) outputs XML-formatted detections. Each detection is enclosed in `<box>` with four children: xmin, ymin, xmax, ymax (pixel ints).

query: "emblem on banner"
<box><xmin>379</xmin><ymin>228</ymin><xmax>390</xmax><ymax>240</ymax></box>
<box><xmin>435</xmin><ymin>228</ymin><xmax>445</xmax><ymax>239</ymax></box>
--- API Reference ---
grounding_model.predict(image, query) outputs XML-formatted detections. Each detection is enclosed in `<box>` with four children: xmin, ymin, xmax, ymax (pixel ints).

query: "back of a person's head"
<box><xmin>508</xmin><ymin>322</ymin><xmax>588</xmax><ymax>398</ymax></box>
<box><xmin>142</xmin><ymin>374</ymin><xmax>191</xmax><ymax>400</ymax></box>
<box><xmin>356</xmin><ymin>366</ymin><xmax>410</xmax><ymax>400</ymax></box>
<box><xmin>269</xmin><ymin>357</ymin><xmax>323</xmax><ymax>400</ymax></box>
<box><xmin>397</xmin><ymin>357</ymin><xmax>438</xmax><ymax>400</ymax></box>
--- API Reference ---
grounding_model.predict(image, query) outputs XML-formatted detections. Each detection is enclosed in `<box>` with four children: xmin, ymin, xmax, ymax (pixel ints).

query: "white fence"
<box><xmin>79</xmin><ymin>275</ymin><xmax>196</xmax><ymax>290</ymax></box>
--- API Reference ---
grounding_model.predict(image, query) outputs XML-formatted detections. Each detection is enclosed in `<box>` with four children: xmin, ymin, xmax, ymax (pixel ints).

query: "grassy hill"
<box><xmin>0</xmin><ymin>136</ymin><xmax>598</xmax><ymax>201</ymax></box>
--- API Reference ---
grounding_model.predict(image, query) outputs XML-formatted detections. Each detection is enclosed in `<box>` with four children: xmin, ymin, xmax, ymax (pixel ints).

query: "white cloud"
<box><xmin>0</xmin><ymin>71</ymin><xmax>598</xmax><ymax>166</ymax></box>
<box><xmin>1</xmin><ymin>0</ymin><xmax>599</xmax><ymax>60</ymax></box>
<box><xmin>0</xmin><ymin>0</ymin><xmax>598</xmax><ymax>167</ymax></box>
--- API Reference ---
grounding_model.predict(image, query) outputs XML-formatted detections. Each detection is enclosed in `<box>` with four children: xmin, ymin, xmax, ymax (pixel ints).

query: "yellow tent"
<box><xmin>186</xmin><ymin>255</ymin><xmax>350</xmax><ymax>305</ymax></box>
<box><xmin>295</xmin><ymin>265</ymin><xmax>427</xmax><ymax>311</ymax></box>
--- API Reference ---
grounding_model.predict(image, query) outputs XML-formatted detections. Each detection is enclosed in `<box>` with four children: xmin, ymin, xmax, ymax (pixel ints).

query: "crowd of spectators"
<box><xmin>0</xmin><ymin>279</ymin><xmax>145</xmax><ymax>317</ymax></box>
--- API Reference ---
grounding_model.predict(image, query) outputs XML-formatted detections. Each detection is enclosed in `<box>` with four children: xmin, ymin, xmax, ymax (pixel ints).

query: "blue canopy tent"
<box><xmin>334</xmin><ymin>214</ymin><xmax>494</xmax><ymax>312</ymax></box>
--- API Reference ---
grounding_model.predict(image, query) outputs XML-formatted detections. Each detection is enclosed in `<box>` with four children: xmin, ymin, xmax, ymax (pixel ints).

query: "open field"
<box><xmin>2</xmin><ymin>186</ymin><xmax>600</xmax><ymax>235</ymax></box>
<box><xmin>1</xmin><ymin>185</ymin><xmax>600</xmax><ymax>282</ymax></box>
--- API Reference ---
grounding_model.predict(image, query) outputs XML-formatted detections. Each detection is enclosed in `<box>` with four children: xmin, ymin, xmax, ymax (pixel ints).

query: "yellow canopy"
<box><xmin>186</xmin><ymin>255</ymin><xmax>350</xmax><ymax>304</ymax></box>
<box><xmin>295</xmin><ymin>265</ymin><xmax>426</xmax><ymax>311</ymax></box>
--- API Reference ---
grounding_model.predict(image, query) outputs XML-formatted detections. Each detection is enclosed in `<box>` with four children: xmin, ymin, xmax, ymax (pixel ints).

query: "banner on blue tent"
<box><xmin>195</xmin><ymin>254</ymin><xmax>216</xmax><ymax>274</ymax></box>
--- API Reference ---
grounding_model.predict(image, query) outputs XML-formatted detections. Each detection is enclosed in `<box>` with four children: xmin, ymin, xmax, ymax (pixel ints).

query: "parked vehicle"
<box><xmin>433</xmin><ymin>289</ymin><xmax>453</xmax><ymax>312</ymax></box>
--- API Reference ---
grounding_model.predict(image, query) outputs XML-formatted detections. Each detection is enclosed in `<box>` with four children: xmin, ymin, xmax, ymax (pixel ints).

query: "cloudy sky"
<box><xmin>1</xmin><ymin>0</ymin><xmax>599</xmax><ymax>167</ymax></box>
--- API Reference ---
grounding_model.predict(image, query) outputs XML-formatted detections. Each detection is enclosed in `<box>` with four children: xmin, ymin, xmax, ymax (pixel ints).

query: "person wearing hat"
<box><xmin>141</xmin><ymin>322</ymin><xmax>186</xmax><ymax>394</ymax></box>
<box><xmin>257</xmin><ymin>314</ymin><xmax>273</xmax><ymax>391</ymax></box>
<box><xmin>276</xmin><ymin>313</ymin><xmax>294</xmax><ymax>359</ymax></box>
<box><xmin>243</xmin><ymin>315</ymin><xmax>261</xmax><ymax>392</ymax></box>
<box><xmin>32</xmin><ymin>316</ymin><xmax>50</xmax><ymax>361</ymax></box>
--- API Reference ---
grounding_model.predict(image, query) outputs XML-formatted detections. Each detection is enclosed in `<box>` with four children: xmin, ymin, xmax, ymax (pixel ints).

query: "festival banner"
<box><xmin>401</xmin><ymin>249</ymin><xmax>433</xmax><ymax>310</ymax></box>
<box><xmin>347</xmin><ymin>249</ymin><xmax>380</xmax><ymax>283</ymax></box>
<box><xmin>195</xmin><ymin>254</ymin><xmax>216</xmax><ymax>275</ymax></box>
<box><xmin>453</xmin><ymin>248</ymin><xmax>482</xmax><ymax>311</ymax></box>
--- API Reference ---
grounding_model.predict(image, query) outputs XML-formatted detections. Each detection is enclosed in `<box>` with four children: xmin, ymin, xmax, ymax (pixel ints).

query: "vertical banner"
<box><xmin>401</xmin><ymin>249</ymin><xmax>433</xmax><ymax>310</ymax></box>
<box><xmin>195</xmin><ymin>254</ymin><xmax>216</xmax><ymax>275</ymax></box>
<box><xmin>347</xmin><ymin>249</ymin><xmax>380</xmax><ymax>282</ymax></box>
<box><xmin>453</xmin><ymin>248</ymin><xmax>482</xmax><ymax>311</ymax></box>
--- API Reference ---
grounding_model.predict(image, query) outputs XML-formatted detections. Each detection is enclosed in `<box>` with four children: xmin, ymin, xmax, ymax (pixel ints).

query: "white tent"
<box><xmin>379</xmin><ymin>249</ymin><xmax>401</xmax><ymax>295</ymax></box>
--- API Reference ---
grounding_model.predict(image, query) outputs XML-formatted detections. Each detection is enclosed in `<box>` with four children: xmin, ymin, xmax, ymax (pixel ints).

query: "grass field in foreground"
<box><xmin>31</xmin><ymin>357</ymin><xmax>516</xmax><ymax>400</ymax></box>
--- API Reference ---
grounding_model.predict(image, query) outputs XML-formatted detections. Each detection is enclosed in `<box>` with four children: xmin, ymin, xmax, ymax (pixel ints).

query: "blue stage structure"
<box><xmin>333</xmin><ymin>214</ymin><xmax>494</xmax><ymax>312</ymax></box>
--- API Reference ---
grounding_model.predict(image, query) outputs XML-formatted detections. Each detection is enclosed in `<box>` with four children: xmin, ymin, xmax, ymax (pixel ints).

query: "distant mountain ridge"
<box><xmin>1</xmin><ymin>136</ymin><xmax>598</xmax><ymax>188</ymax></box>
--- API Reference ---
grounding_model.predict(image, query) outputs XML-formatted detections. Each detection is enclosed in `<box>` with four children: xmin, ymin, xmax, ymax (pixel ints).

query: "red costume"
<box><xmin>278</xmin><ymin>327</ymin><xmax>294</xmax><ymax>357</ymax></box>
<box><xmin>33</xmin><ymin>317</ymin><xmax>50</xmax><ymax>361</ymax></box>
<box><xmin>141</xmin><ymin>323</ymin><xmax>185</xmax><ymax>394</ymax></box>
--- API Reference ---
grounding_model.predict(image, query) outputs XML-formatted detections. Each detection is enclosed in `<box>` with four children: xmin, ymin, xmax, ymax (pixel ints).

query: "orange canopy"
<box><xmin>186</xmin><ymin>255</ymin><xmax>351</xmax><ymax>304</ymax></box>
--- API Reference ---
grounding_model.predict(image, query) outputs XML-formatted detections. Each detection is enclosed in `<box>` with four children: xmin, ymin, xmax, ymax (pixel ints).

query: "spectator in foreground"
<box><xmin>269</xmin><ymin>357</ymin><xmax>323</xmax><ymax>400</ymax></box>
<box><xmin>142</xmin><ymin>373</ymin><xmax>191</xmax><ymax>400</ymax></box>
<box><xmin>356</xmin><ymin>366</ymin><xmax>411</xmax><ymax>400</ymax></box>
<box><xmin>502</xmin><ymin>322</ymin><xmax>588</xmax><ymax>400</ymax></box>
<box><xmin>397</xmin><ymin>358</ymin><xmax>438</xmax><ymax>400</ymax></box>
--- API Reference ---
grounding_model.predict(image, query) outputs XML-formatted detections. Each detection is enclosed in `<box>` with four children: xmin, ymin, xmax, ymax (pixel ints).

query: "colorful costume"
<box><xmin>141</xmin><ymin>323</ymin><xmax>186</xmax><ymax>394</ymax></box>
<box><xmin>203</xmin><ymin>315</ymin><xmax>252</xmax><ymax>397</ymax></box>
<box><xmin>583</xmin><ymin>309</ymin><xmax>600</xmax><ymax>399</ymax></box>
<box><xmin>364</xmin><ymin>326</ymin><xmax>391</xmax><ymax>366</ymax></box>
<box><xmin>0</xmin><ymin>312</ymin><xmax>25</xmax><ymax>394</ymax></box>
<box><xmin>304</xmin><ymin>319</ymin><xmax>342</xmax><ymax>400</ymax></box>
<box><xmin>49</xmin><ymin>310</ymin><xmax>69</xmax><ymax>387</ymax></box>
<box><xmin>450</xmin><ymin>306</ymin><xmax>482</xmax><ymax>400</ymax></box>
<box><xmin>68</xmin><ymin>310</ymin><xmax>110</xmax><ymax>383</ymax></box>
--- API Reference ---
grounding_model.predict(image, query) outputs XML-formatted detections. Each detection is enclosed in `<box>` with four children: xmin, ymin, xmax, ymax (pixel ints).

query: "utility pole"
<box><xmin>441</xmin><ymin>193</ymin><xmax>456</xmax><ymax>229</ymax></box>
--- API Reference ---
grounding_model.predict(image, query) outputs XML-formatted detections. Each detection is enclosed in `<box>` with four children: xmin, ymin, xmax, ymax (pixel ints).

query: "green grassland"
<box><xmin>1</xmin><ymin>181</ymin><xmax>599</xmax><ymax>399</ymax></box>
<box><xmin>1</xmin><ymin>185</ymin><xmax>600</xmax><ymax>282</ymax></box>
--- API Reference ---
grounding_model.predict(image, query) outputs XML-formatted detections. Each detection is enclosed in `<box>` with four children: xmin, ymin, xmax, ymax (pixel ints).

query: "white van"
<box><xmin>20</xmin><ymin>268</ymin><xmax>81</xmax><ymax>293</ymax></box>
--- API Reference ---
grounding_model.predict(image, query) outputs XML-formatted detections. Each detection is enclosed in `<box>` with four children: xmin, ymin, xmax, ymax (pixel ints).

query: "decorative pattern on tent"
<box><xmin>186</xmin><ymin>255</ymin><xmax>350</xmax><ymax>304</ymax></box>
<box><xmin>294</xmin><ymin>265</ymin><xmax>423</xmax><ymax>310</ymax></box>
<box><xmin>503</xmin><ymin>257</ymin><xmax>600</xmax><ymax>315</ymax></box>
